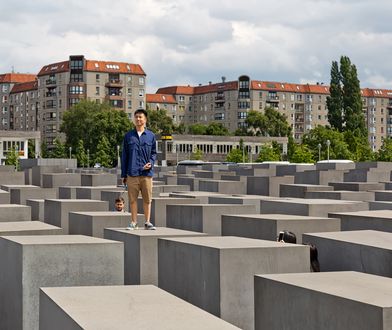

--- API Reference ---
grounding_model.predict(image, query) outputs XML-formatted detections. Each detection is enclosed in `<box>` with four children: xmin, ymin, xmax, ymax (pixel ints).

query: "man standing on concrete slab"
<box><xmin>121</xmin><ymin>109</ymin><xmax>156</xmax><ymax>230</ymax></box>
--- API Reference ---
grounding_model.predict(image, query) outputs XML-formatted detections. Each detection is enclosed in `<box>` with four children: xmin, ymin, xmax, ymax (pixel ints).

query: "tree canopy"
<box><xmin>245</xmin><ymin>108</ymin><xmax>290</xmax><ymax>137</ymax></box>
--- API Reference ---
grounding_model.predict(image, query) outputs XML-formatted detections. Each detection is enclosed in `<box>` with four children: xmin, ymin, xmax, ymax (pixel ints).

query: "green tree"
<box><xmin>40</xmin><ymin>141</ymin><xmax>49</xmax><ymax>158</ymax></box>
<box><xmin>51</xmin><ymin>137</ymin><xmax>66</xmax><ymax>158</ymax></box>
<box><xmin>28</xmin><ymin>139</ymin><xmax>36</xmax><ymax>158</ymax></box>
<box><xmin>326</xmin><ymin>61</ymin><xmax>343</xmax><ymax>131</ymax></box>
<box><xmin>61</xmin><ymin>100</ymin><xmax>133</xmax><ymax>166</ymax></box>
<box><xmin>290</xmin><ymin>144</ymin><xmax>315</xmax><ymax>163</ymax></box>
<box><xmin>188</xmin><ymin>123</ymin><xmax>207</xmax><ymax>135</ymax></box>
<box><xmin>147</xmin><ymin>108</ymin><xmax>174</xmax><ymax>135</ymax></box>
<box><xmin>376</xmin><ymin>137</ymin><xmax>392</xmax><ymax>161</ymax></box>
<box><xmin>344</xmin><ymin>130</ymin><xmax>374</xmax><ymax>162</ymax></box>
<box><xmin>246</xmin><ymin>110</ymin><xmax>267</xmax><ymax>135</ymax></box>
<box><xmin>205</xmin><ymin>122</ymin><xmax>230</xmax><ymax>136</ymax></box>
<box><xmin>94</xmin><ymin>136</ymin><xmax>112</xmax><ymax>168</ymax></box>
<box><xmin>76</xmin><ymin>139</ymin><xmax>88</xmax><ymax>167</ymax></box>
<box><xmin>190</xmin><ymin>148</ymin><xmax>203</xmax><ymax>160</ymax></box>
<box><xmin>174</xmin><ymin>122</ymin><xmax>186</xmax><ymax>134</ymax></box>
<box><xmin>246</xmin><ymin>108</ymin><xmax>290</xmax><ymax>137</ymax></box>
<box><xmin>5</xmin><ymin>147</ymin><xmax>19</xmax><ymax>170</ymax></box>
<box><xmin>302</xmin><ymin>125</ymin><xmax>352</xmax><ymax>160</ymax></box>
<box><xmin>256</xmin><ymin>145</ymin><xmax>280</xmax><ymax>162</ymax></box>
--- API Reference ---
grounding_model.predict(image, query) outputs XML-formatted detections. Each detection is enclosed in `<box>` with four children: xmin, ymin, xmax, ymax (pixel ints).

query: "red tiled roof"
<box><xmin>251</xmin><ymin>81</ymin><xmax>331</xmax><ymax>94</ymax></box>
<box><xmin>38</xmin><ymin>61</ymin><xmax>69</xmax><ymax>76</ymax></box>
<box><xmin>193</xmin><ymin>81</ymin><xmax>238</xmax><ymax>94</ymax></box>
<box><xmin>361</xmin><ymin>88</ymin><xmax>392</xmax><ymax>98</ymax></box>
<box><xmin>146</xmin><ymin>93</ymin><xmax>177</xmax><ymax>104</ymax></box>
<box><xmin>0</xmin><ymin>73</ymin><xmax>36</xmax><ymax>83</ymax></box>
<box><xmin>85</xmin><ymin>60</ymin><xmax>145</xmax><ymax>75</ymax></box>
<box><xmin>38</xmin><ymin>59</ymin><xmax>145</xmax><ymax>76</ymax></box>
<box><xmin>10</xmin><ymin>80</ymin><xmax>38</xmax><ymax>94</ymax></box>
<box><xmin>156</xmin><ymin>86</ymin><xmax>195</xmax><ymax>95</ymax></box>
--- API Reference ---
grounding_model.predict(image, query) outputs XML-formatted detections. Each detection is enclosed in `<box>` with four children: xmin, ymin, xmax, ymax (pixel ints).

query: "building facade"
<box><xmin>0</xmin><ymin>73</ymin><xmax>37</xmax><ymax>130</ymax></box>
<box><xmin>156</xmin><ymin>76</ymin><xmax>392</xmax><ymax>151</ymax></box>
<box><xmin>146</xmin><ymin>93</ymin><xmax>179</xmax><ymax>123</ymax></box>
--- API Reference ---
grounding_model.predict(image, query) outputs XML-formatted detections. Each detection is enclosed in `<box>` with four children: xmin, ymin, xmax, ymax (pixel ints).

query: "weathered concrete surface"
<box><xmin>247</xmin><ymin>176</ymin><xmax>294</xmax><ymax>197</ymax></box>
<box><xmin>343</xmin><ymin>169</ymin><xmax>391</xmax><ymax>182</ymax></box>
<box><xmin>159</xmin><ymin>236</ymin><xmax>309</xmax><ymax>330</ymax></box>
<box><xmin>294</xmin><ymin>169</ymin><xmax>346</xmax><ymax>185</ymax></box>
<box><xmin>169</xmin><ymin>191</ymin><xmax>227</xmax><ymax>204</ymax></box>
<box><xmin>305</xmin><ymin>190</ymin><xmax>375</xmax><ymax>201</ymax></box>
<box><xmin>42</xmin><ymin>173</ymin><xmax>81</xmax><ymax>188</ymax></box>
<box><xmin>75</xmin><ymin>186</ymin><xmax>119</xmax><ymax>200</ymax></box>
<box><xmin>260</xmin><ymin>198</ymin><xmax>368</xmax><ymax>217</ymax></box>
<box><xmin>254</xmin><ymin>271</ymin><xmax>392</xmax><ymax>330</ymax></box>
<box><xmin>0</xmin><ymin>189</ymin><xmax>10</xmax><ymax>204</ymax></box>
<box><xmin>222</xmin><ymin>214</ymin><xmax>340</xmax><ymax>243</ymax></box>
<box><xmin>330</xmin><ymin>210</ymin><xmax>392</xmax><ymax>232</ymax></box>
<box><xmin>44</xmin><ymin>199</ymin><xmax>109</xmax><ymax>233</ymax></box>
<box><xmin>0</xmin><ymin>171</ymin><xmax>25</xmax><ymax>185</ymax></box>
<box><xmin>369</xmin><ymin>200</ymin><xmax>392</xmax><ymax>210</ymax></box>
<box><xmin>166</xmin><ymin>204</ymin><xmax>257</xmax><ymax>235</ymax></box>
<box><xmin>104</xmin><ymin>227</ymin><xmax>206</xmax><ymax>285</ymax></box>
<box><xmin>9</xmin><ymin>186</ymin><xmax>57</xmax><ymax>204</ymax></box>
<box><xmin>303</xmin><ymin>230</ymin><xmax>392</xmax><ymax>277</ymax></box>
<box><xmin>81</xmin><ymin>173</ymin><xmax>117</xmax><ymax>186</ymax></box>
<box><xmin>31</xmin><ymin>165</ymin><xmax>67</xmax><ymax>186</ymax></box>
<box><xmin>329</xmin><ymin>181</ymin><xmax>384</xmax><ymax>191</ymax></box>
<box><xmin>199</xmin><ymin>179</ymin><xmax>246</xmax><ymax>194</ymax></box>
<box><xmin>58</xmin><ymin>186</ymin><xmax>79</xmax><ymax>199</ymax></box>
<box><xmin>0</xmin><ymin>204</ymin><xmax>31</xmax><ymax>222</ymax></box>
<box><xmin>208</xmin><ymin>195</ymin><xmax>268</xmax><ymax>213</ymax></box>
<box><xmin>0</xmin><ymin>235</ymin><xmax>123</xmax><ymax>330</ymax></box>
<box><xmin>373</xmin><ymin>190</ymin><xmax>392</xmax><ymax>201</ymax></box>
<box><xmin>39</xmin><ymin>285</ymin><xmax>239</xmax><ymax>330</ymax></box>
<box><xmin>280</xmin><ymin>183</ymin><xmax>333</xmax><ymax>198</ymax></box>
<box><xmin>0</xmin><ymin>221</ymin><xmax>63</xmax><ymax>235</ymax></box>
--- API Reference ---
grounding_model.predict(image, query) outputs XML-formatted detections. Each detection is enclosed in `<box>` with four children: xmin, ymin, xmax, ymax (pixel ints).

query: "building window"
<box><xmin>69</xmin><ymin>98</ymin><xmax>80</xmax><ymax>106</ymax></box>
<box><xmin>96</xmin><ymin>74</ymin><xmax>100</xmax><ymax>80</ymax></box>
<box><xmin>239</xmin><ymin>91</ymin><xmax>250</xmax><ymax>99</ymax></box>
<box><xmin>70</xmin><ymin>60</ymin><xmax>83</xmax><ymax>70</ymax></box>
<box><xmin>139</xmin><ymin>77</ymin><xmax>145</xmax><ymax>85</ymax></box>
<box><xmin>128</xmin><ymin>100</ymin><xmax>132</xmax><ymax>109</ymax></box>
<box><xmin>127</xmin><ymin>88</ymin><xmax>132</xmax><ymax>95</ymax></box>
<box><xmin>96</xmin><ymin>87</ymin><xmax>100</xmax><ymax>95</ymax></box>
<box><xmin>238</xmin><ymin>112</ymin><xmax>248</xmax><ymax>119</ymax></box>
<box><xmin>139</xmin><ymin>89</ymin><xmax>144</xmax><ymax>97</ymax></box>
<box><xmin>139</xmin><ymin>101</ymin><xmax>144</xmax><ymax>108</ymax></box>
<box><xmin>70</xmin><ymin>73</ymin><xmax>83</xmax><ymax>82</ymax></box>
<box><xmin>238</xmin><ymin>101</ymin><xmax>250</xmax><ymax>109</ymax></box>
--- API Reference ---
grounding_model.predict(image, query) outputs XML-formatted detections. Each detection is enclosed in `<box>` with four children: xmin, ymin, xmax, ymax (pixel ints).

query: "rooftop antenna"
<box><xmin>11</xmin><ymin>66</ymin><xmax>15</xmax><ymax>73</ymax></box>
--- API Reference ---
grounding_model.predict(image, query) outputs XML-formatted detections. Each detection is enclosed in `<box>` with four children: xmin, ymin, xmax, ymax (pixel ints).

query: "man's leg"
<box><xmin>127</xmin><ymin>176</ymin><xmax>140</xmax><ymax>225</ymax></box>
<box><xmin>140</xmin><ymin>176</ymin><xmax>154</xmax><ymax>229</ymax></box>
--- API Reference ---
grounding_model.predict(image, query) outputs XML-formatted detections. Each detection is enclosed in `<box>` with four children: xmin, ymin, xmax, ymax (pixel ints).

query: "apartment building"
<box><xmin>9</xmin><ymin>80</ymin><xmax>39</xmax><ymax>131</ymax></box>
<box><xmin>156</xmin><ymin>75</ymin><xmax>392</xmax><ymax>150</ymax></box>
<box><xmin>37</xmin><ymin>55</ymin><xmax>146</xmax><ymax>146</ymax></box>
<box><xmin>146</xmin><ymin>93</ymin><xmax>180</xmax><ymax>123</ymax></box>
<box><xmin>0</xmin><ymin>73</ymin><xmax>36</xmax><ymax>130</ymax></box>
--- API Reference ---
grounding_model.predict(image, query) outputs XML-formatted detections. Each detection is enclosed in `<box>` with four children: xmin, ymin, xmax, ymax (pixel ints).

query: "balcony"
<box><xmin>105</xmin><ymin>79</ymin><xmax>123</xmax><ymax>87</ymax></box>
<box><xmin>45</xmin><ymin>79</ymin><xmax>56</xmax><ymax>86</ymax></box>
<box><xmin>388</xmin><ymin>101</ymin><xmax>392</xmax><ymax>108</ymax></box>
<box><xmin>267</xmin><ymin>95</ymin><xmax>279</xmax><ymax>102</ymax></box>
<box><xmin>215</xmin><ymin>95</ymin><xmax>225</xmax><ymax>102</ymax></box>
<box><xmin>105</xmin><ymin>94</ymin><xmax>124</xmax><ymax>101</ymax></box>
<box><xmin>46</xmin><ymin>92</ymin><xmax>56</xmax><ymax>97</ymax></box>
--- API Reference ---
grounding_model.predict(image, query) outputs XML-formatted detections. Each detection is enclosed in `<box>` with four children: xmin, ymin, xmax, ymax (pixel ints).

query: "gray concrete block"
<box><xmin>254</xmin><ymin>271</ymin><xmax>392</xmax><ymax>330</ymax></box>
<box><xmin>305</xmin><ymin>190</ymin><xmax>375</xmax><ymax>201</ymax></box>
<box><xmin>303</xmin><ymin>230</ymin><xmax>392</xmax><ymax>277</ymax></box>
<box><xmin>159</xmin><ymin>236</ymin><xmax>310</xmax><ymax>330</ymax></box>
<box><xmin>10</xmin><ymin>186</ymin><xmax>57</xmax><ymax>205</ymax></box>
<box><xmin>105</xmin><ymin>227</ymin><xmax>206</xmax><ymax>285</ymax></box>
<box><xmin>42</xmin><ymin>173</ymin><xmax>81</xmax><ymax>188</ymax></box>
<box><xmin>167</xmin><ymin>204</ymin><xmax>257</xmax><ymax>235</ymax></box>
<box><xmin>58</xmin><ymin>186</ymin><xmax>79</xmax><ymax>199</ymax></box>
<box><xmin>260</xmin><ymin>198</ymin><xmax>368</xmax><ymax>217</ymax></box>
<box><xmin>294</xmin><ymin>169</ymin><xmax>345</xmax><ymax>185</ymax></box>
<box><xmin>137</xmin><ymin>197</ymin><xmax>201</xmax><ymax>226</ymax></box>
<box><xmin>177</xmin><ymin>176</ymin><xmax>200</xmax><ymax>191</ymax></box>
<box><xmin>208</xmin><ymin>195</ymin><xmax>267</xmax><ymax>213</ymax></box>
<box><xmin>247</xmin><ymin>176</ymin><xmax>295</xmax><ymax>197</ymax></box>
<box><xmin>369</xmin><ymin>200</ymin><xmax>392</xmax><ymax>210</ymax></box>
<box><xmin>0</xmin><ymin>204</ymin><xmax>31</xmax><ymax>222</ymax></box>
<box><xmin>0</xmin><ymin>221</ymin><xmax>63</xmax><ymax>235</ymax></box>
<box><xmin>0</xmin><ymin>171</ymin><xmax>25</xmax><ymax>185</ymax></box>
<box><xmin>75</xmin><ymin>186</ymin><xmax>119</xmax><ymax>200</ymax></box>
<box><xmin>169</xmin><ymin>191</ymin><xmax>227</xmax><ymax>204</ymax></box>
<box><xmin>81</xmin><ymin>173</ymin><xmax>117</xmax><ymax>186</ymax></box>
<box><xmin>330</xmin><ymin>210</ymin><xmax>392</xmax><ymax>232</ymax></box>
<box><xmin>0</xmin><ymin>189</ymin><xmax>10</xmax><ymax>204</ymax></box>
<box><xmin>26</xmin><ymin>199</ymin><xmax>44</xmax><ymax>221</ymax></box>
<box><xmin>222</xmin><ymin>214</ymin><xmax>340</xmax><ymax>243</ymax></box>
<box><xmin>316</xmin><ymin>162</ymin><xmax>356</xmax><ymax>171</ymax></box>
<box><xmin>39</xmin><ymin>285</ymin><xmax>239</xmax><ymax>330</ymax></box>
<box><xmin>101</xmin><ymin>189</ymin><xmax>129</xmax><ymax>212</ymax></box>
<box><xmin>343</xmin><ymin>169</ymin><xmax>390</xmax><ymax>182</ymax></box>
<box><xmin>276</xmin><ymin>164</ymin><xmax>315</xmax><ymax>176</ymax></box>
<box><xmin>374</xmin><ymin>190</ymin><xmax>392</xmax><ymax>201</ymax></box>
<box><xmin>355</xmin><ymin>161</ymin><xmax>392</xmax><ymax>171</ymax></box>
<box><xmin>199</xmin><ymin>179</ymin><xmax>246</xmax><ymax>194</ymax></box>
<box><xmin>280</xmin><ymin>183</ymin><xmax>333</xmax><ymax>198</ymax></box>
<box><xmin>329</xmin><ymin>181</ymin><xmax>385</xmax><ymax>191</ymax></box>
<box><xmin>0</xmin><ymin>165</ymin><xmax>16</xmax><ymax>171</ymax></box>
<box><xmin>0</xmin><ymin>235</ymin><xmax>124</xmax><ymax>330</ymax></box>
<box><xmin>155</xmin><ymin>184</ymin><xmax>191</xmax><ymax>193</ymax></box>
<box><xmin>44</xmin><ymin>199</ymin><xmax>109</xmax><ymax>233</ymax></box>
<box><xmin>31</xmin><ymin>165</ymin><xmax>67</xmax><ymax>186</ymax></box>
<box><xmin>69</xmin><ymin>211</ymin><xmax>134</xmax><ymax>238</ymax></box>
<box><xmin>24</xmin><ymin>168</ymin><xmax>32</xmax><ymax>185</ymax></box>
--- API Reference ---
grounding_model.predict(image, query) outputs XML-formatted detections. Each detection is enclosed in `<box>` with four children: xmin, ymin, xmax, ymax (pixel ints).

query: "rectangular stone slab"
<box><xmin>0</xmin><ymin>221</ymin><xmax>63</xmax><ymax>235</ymax></box>
<box><xmin>330</xmin><ymin>210</ymin><xmax>392</xmax><ymax>232</ymax></box>
<box><xmin>0</xmin><ymin>235</ymin><xmax>124</xmax><ymax>330</ymax></box>
<box><xmin>26</xmin><ymin>199</ymin><xmax>44</xmax><ymax>221</ymax></box>
<box><xmin>222</xmin><ymin>214</ymin><xmax>340</xmax><ymax>243</ymax></box>
<box><xmin>39</xmin><ymin>285</ymin><xmax>239</xmax><ymax>330</ymax></box>
<box><xmin>279</xmin><ymin>183</ymin><xmax>333</xmax><ymax>198</ymax></box>
<box><xmin>166</xmin><ymin>204</ymin><xmax>257</xmax><ymax>235</ymax></box>
<box><xmin>303</xmin><ymin>230</ymin><xmax>392</xmax><ymax>277</ymax></box>
<box><xmin>254</xmin><ymin>271</ymin><xmax>392</xmax><ymax>330</ymax></box>
<box><xmin>158</xmin><ymin>236</ymin><xmax>310</xmax><ymax>330</ymax></box>
<box><xmin>0</xmin><ymin>204</ymin><xmax>31</xmax><ymax>222</ymax></box>
<box><xmin>305</xmin><ymin>190</ymin><xmax>375</xmax><ymax>201</ymax></box>
<box><xmin>104</xmin><ymin>227</ymin><xmax>206</xmax><ymax>285</ymax></box>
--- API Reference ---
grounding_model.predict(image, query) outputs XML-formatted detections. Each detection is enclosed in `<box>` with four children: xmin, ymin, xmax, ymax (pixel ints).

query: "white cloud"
<box><xmin>0</xmin><ymin>0</ymin><xmax>392</xmax><ymax>92</ymax></box>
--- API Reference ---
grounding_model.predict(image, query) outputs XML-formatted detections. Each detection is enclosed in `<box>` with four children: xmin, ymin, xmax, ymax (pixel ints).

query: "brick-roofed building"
<box><xmin>36</xmin><ymin>55</ymin><xmax>146</xmax><ymax>147</ymax></box>
<box><xmin>146</xmin><ymin>93</ymin><xmax>179</xmax><ymax>123</ymax></box>
<box><xmin>0</xmin><ymin>73</ymin><xmax>37</xmax><ymax>131</ymax></box>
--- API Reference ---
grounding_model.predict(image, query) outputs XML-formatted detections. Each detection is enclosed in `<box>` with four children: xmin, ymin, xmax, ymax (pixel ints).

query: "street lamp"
<box><xmin>326</xmin><ymin>140</ymin><xmax>330</xmax><ymax>162</ymax></box>
<box><xmin>117</xmin><ymin>145</ymin><xmax>120</xmax><ymax>168</ymax></box>
<box><xmin>69</xmin><ymin>146</ymin><xmax>72</xmax><ymax>159</ymax></box>
<box><xmin>318</xmin><ymin>143</ymin><xmax>321</xmax><ymax>161</ymax></box>
<box><xmin>87</xmin><ymin>149</ymin><xmax>90</xmax><ymax>168</ymax></box>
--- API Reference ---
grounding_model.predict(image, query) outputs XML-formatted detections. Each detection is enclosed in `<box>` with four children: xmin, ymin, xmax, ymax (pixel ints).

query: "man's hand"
<box><xmin>122</xmin><ymin>177</ymin><xmax>127</xmax><ymax>185</ymax></box>
<box><xmin>143</xmin><ymin>162</ymin><xmax>152</xmax><ymax>170</ymax></box>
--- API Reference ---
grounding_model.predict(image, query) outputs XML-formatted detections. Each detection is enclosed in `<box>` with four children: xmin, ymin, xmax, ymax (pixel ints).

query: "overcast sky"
<box><xmin>1</xmin><ymin>0</ymin><xmax>392</xmax><ymax>92</ymax></box>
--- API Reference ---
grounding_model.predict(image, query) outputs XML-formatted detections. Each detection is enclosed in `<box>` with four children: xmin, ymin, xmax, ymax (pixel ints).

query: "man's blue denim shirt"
<box><xmin>121</xmin><ymin>128</ymin><xmax>157</xmax><ymax>177</ymax></box>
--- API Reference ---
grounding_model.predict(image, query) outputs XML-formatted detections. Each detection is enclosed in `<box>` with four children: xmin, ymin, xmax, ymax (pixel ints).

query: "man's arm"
<box><xmin>149</xmin><ymin>134</ymin><xmax>157</xmax><ymax>166</ymax></box>
<box><xmin>121</xmin><ymin>136</ymin><xmax>128</xmax><ymax>183</ymax></box>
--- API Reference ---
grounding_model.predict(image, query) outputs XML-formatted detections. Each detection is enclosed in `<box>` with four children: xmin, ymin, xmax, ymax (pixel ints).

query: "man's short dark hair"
<box><xmin>134</xmin><ymin>109</ymin><xmax>148</xmax><ymax>118</ymax></box>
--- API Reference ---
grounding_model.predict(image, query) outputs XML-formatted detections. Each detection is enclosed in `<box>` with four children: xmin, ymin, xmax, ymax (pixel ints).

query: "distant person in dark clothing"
<box><xmin>304</xmin><ymin>242</ymin><xmax>320</xmax><ymax>272</ymax></box>
<box><xmin>277</xmin><ymin>230</ymin><xmax>297</xmax><ymax>244</ymax></box>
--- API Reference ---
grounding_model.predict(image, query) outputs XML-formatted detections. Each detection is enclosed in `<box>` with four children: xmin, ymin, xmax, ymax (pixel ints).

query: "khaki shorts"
<box><xmin>127</xmin><ymin>176</ymin><xmax>153</xmax><ymax>204</ymax></box>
